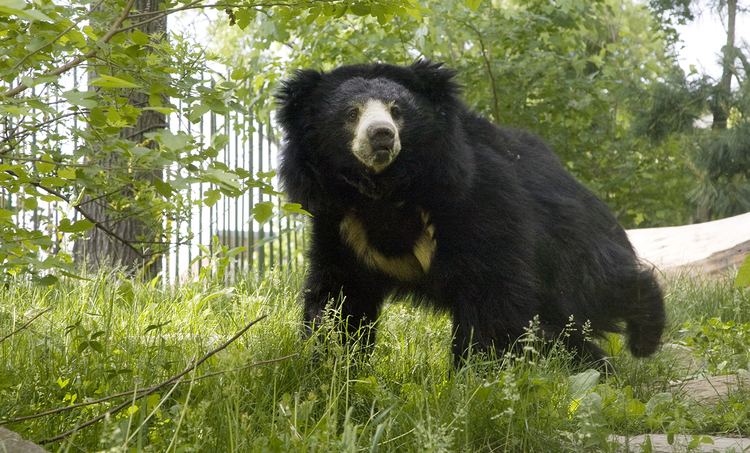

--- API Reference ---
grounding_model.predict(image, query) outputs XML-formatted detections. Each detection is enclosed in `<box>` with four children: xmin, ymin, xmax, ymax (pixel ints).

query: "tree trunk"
<box><xmin>710</xmin><ymin>0</ymin><xmax>736</xmax><ymax>130</ymax></box>
<box><xmin>74</xmin><ymin>0</ymin><xmax>167</xmax><ymax>278</ymax></box>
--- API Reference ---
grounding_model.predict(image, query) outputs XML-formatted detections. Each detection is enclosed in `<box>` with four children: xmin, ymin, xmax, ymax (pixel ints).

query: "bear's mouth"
<box><xmin>372</xmin><ymin>148</ymin><xmax>393</xmax><ymax>165</ymax></box>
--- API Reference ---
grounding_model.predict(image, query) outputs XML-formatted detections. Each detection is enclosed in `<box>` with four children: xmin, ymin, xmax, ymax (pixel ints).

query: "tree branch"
<box><xmin>2</xmin><ymin>346</ymin><xmax>294</xmax><ymax>427</ymax></box>
<box><xmin>31</xmin><ymin>182</ymin><xmax>147</xmax><ymax>259</ymax></box>
<box><xmin>36</xmin><ymin>315</ymin><xmax>267</xmax><ymax>445</ymax></box>
<box><xmin>0</xmin><ymin>0</ymin><xmax>137</xmax><ymax>98</ymax></box>
<box><xmin>2</xmin><ymin>169</ymin><xmax>147</xmax><ymax>259</ymax></box>
<box><xmin>0</xmin><ymin>308</ymin><xmax>53</xmax><ymax>344</ymax></box>
<box><xmin>0</xmin><ymin>110</ymin><xmax>90</xmax><ymax>156</ymax></box>
<box><xmin>460</xmin><ymin>20</ymin><xmax>501</xmax><ymax>123</ymax></box>
<box><xmin>3</xmin><ymin>0</ymin><xmax>107</xmax><ymax>77</ymax></box>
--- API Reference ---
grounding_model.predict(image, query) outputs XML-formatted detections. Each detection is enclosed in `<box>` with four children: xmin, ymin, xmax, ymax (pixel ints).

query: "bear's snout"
<box><xmin>351</xmin><ymin>100</ymin><xmax>402</xmax><ymax>173</ymax></box>
<box><xmin>367</xmin><ymin>122</ymin><xmax>396</xmax><ymax>151</ymax></box>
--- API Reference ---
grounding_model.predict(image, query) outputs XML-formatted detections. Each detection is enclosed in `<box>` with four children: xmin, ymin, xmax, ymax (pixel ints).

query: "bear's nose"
<box><xmin>367</xmin><ymin>122</ymin><xmax>396</xmax><ymax>150</ymax></box>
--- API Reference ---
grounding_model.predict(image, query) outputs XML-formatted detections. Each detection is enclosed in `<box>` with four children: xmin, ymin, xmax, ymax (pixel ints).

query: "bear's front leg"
<box><xmin>302</xmin><ymin>261</ymin><xmax>388</xmax><ymax>351</ymax></box>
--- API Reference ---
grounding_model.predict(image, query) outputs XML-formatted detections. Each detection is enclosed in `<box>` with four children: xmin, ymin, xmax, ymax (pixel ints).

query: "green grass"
<box><xmin>1</xmin><ymin>270</ymin><xmax>750</xmax><ymax>452</ymax></box>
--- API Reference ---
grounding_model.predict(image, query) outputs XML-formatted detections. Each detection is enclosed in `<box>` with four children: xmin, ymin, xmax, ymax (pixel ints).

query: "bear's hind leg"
<box><xmin>623</xmin><ymin>269</ymin><xmax>665</xmax><ymax>357</ymax></box>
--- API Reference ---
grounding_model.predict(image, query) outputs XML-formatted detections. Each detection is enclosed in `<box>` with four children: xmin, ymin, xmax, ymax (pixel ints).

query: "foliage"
<box><xmin>647</xmin><ymin>0</ymin><xmax>694</xmax><ymax>41</ymax></box>
<box><xmin>737</xmin><ymin>254</ymin><xmax>750</xmax><ymax>288</ymax></box>
<box><xmin>688</xmin><ymin>73</ymin><xmax>750</xmax><ymax>219</ymax></box>
<box><xmin>642</xmin><ymin>0</ymin><xmax>750</xmax><ymax>221</ymax></box>
<box><xmin>679</xmin><ymin>317</ymin><xmax>750</xmax><ymax>373</ymax></box>
<box><xmin>214</xmin><ymin>0</ymin><xmax>698</xmax><ymax>228</ymax></box>
<box><xmin>0</xmin><ymin>0</ymin><xmax>414</xmax><ymax>282</ymax></box>
<box><xmin>2</xmin><ymin>270</ymin><xmax>750</xmax><ymax>450</ymax></box>
<box><xmin>630</xmin><ymin>67</ymin><xmax>706</xmax><ymax>143</ymax></box>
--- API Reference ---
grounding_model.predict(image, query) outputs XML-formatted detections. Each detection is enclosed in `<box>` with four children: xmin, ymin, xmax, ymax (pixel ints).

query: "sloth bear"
<box><xmin>276</xmin><ymin>60</ymin><xmax>665</xmax><ymax>366</ymax></box>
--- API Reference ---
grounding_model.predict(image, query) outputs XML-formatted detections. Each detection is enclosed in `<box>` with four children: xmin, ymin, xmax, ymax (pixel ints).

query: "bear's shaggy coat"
<box><xmin>276</xmin><ymin>60</ymin><xmax>665</xmax><ymax>365</ymax></box>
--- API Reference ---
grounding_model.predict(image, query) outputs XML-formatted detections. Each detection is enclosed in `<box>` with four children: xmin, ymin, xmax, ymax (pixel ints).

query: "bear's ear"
<box><xmin>409</xmin><ymin>59</ymin><xmax>460</xmax><ymax>103</ymax></box>
<box><xmin>275</xmin><ymin>69</ymin><xmax>323</xmax><ymax>133</ymax></box>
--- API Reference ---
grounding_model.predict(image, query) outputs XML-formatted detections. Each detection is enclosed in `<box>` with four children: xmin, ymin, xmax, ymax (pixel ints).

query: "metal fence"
<box><xmin>164</xmin><ymin>91</ymin><xmax>306</xmax><ymax>283</ymax></box>
<box><xmin>1</xmin><ymin>68</ymin><xmax>306</xmax><ymax>284</ymax></box>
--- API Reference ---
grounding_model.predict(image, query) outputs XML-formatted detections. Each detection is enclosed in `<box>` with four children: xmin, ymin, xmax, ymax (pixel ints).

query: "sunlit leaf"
<box><xmin>0</xmin><ymin>0</ymin><xmax>53</xmax><ymax>21</ymax></box>
<box><xmin>89</xmin><ymin>74</ymin><xmax>141</xmax><ymax>89</ymax></box>
<box><xmin>58</xmin><ymin>218</ymin><xmax>95</xmax><ymax>233</ymax></box>
<box><xmin>252</xmin><ymin>201</ymin><xmax>274</xmax><ymax>224</ymax></box>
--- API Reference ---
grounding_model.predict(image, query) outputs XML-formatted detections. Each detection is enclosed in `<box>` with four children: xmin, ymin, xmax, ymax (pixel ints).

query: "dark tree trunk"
<box><xmin>74</xmin><ymin>0</ymin><xmax>167</xmax><ymax>277</ymax></box>
<box><xmin>710</xmin><ymin>0</ymin><xmax>736</xmax><ymax>130</ymax></box>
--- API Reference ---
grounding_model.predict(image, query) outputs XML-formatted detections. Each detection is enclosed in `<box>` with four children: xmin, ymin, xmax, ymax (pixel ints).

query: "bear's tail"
<box><xmin>624</xmin><ymin>268</ymin><xmax>666</xmax><ymax>357</ymax></box>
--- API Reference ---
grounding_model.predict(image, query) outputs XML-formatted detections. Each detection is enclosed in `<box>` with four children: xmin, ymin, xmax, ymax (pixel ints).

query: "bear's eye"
<box><xmin>390</xmin><ymin>104</ymin><xmax>401</xmax><ymax>119</ymax></box>
<box><xmin>346</xmin><ymin>107</ymin><xmax>359</xmax><ymax>122</ymax></box>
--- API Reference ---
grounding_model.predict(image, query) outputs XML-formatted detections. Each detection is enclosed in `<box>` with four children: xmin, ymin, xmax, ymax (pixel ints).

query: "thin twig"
<box><xmin>75</xmin><ymin>185</ymin><xmax>130</xmax><ymax>207</ymax></box>
<box><xmin>1</xmin><ymin>0</ymin><xmax>137</xmax><ymax>98</ymax></box>
<box><xmin>183</xmin><ymin>352</ymin><xmax>298</xmax><ymax>382</ymax></box>
<box><xmin>36</xmin><ymin>315</ymin><xmax>267</xmax><ymax>445</ymax></box>
<box><xmin>459</xmin><ymin>19</ymin><xmax>501</xmax><ymax>123</ymax></box>
<box><xmin>0</xmin><ymin>308</ymin><xmax>53</xmax><ymax>344</ymax></box>
<box><xmin>0</xmin><ymin>156</ymin><xmax>94</xmax><ymax>168</ymax></box>
<box><xmin>126</xmin><ymin>1</ymin><xmax>292</xmax><ymax>19</ymax></box>
<box><xmin>0</xmin><ymin>111</ymin><xmax>88</xmax><ymax>153</ymax></box>
<box><xmin>0</xmin><ymin>350</ymin><xmax>295</xmax><ymax>426</ymax></box>
<box><xmin>25</xmin><ymin>179</ymin><xmax>147</xmax><ymax>259</ymax></box>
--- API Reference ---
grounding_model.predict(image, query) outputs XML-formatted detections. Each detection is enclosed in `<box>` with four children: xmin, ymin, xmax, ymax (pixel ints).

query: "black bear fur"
<box><xmin>276</xmin><ymin>60</ymin><xmax>666</xmax><ymax>366</ymax></box>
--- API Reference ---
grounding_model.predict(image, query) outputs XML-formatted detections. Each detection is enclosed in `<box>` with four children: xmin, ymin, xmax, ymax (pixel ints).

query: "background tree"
<box><xmin>646</xmin><ymin>0</ymin><xmax>750</xmax><ymax>220</ymax></box>
<box><xmin>214</xmin><ymin>0</ymin><xmax>693</xmax><ymax>227</ymax></box>
<box><xmin>72</xmin><ymin>0</ymin><xmax>168</xmax><ymax>277</ymax></box>
<box><xmin>0</xmin><ymin>0</ymin><xmax>416</xmax><ymax>282</ymax></box>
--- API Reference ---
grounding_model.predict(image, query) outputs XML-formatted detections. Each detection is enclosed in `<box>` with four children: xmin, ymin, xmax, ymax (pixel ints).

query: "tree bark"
<box><xmin>74</xmin><ymin>0</ymin><xmax>167</xmax><ymax>277</ymax></box>
<box><xmin>710</xmin><ymin>0</ymin><xmax>736</xmax><ymax>130</ymax></box>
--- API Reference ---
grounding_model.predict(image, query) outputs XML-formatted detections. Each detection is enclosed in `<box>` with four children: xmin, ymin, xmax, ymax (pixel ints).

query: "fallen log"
<box><xmin>627</xmin><ymin>212</ymin><xmax>750</xmax><ymax>275</ymax></box>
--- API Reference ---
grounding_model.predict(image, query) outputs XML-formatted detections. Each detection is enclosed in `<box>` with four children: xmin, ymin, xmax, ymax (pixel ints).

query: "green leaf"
<box><xmin>130</xmin><ymin>29</ymin><xmax>150</xmax><ymax>45</ymax></box>
<box><xmin>144</xmin><ymin>320</ymin><xmax>171</xmax><ymax>334</ymax></box>
<box><xmin>152</xmin><ymin>179</ymin><xmax>173</xmax><ymax>197</ymax></box>
<box><xmin>88</xmin><ymin>340</ymin><xmax>103</xmax><ymax>353</ymax></box>
<box><xmin>734</xmin><ymin>255</ymin><xmax>750</xmax><ymax>288</ymax></box>
<box><xmin>37</xmin><ymin>274</ymin><xmax>58</xmax><ymax>286</ymax></box>
<box><xmin>58</xmin><ymin>218</ymin><xmax>95</xmax><ymax>233</ymax></box>
<box><xmin>252</xmin><ymin>201</ymin><xmax>274</xmax><ymax>224</ymax></box>
<box><xmin>35</xmin><ymin>160</ymin><xmax>55</xmax><ymax>174</ymax></box>
<box><xmin>58</xmin><ymin>167</ymin><xmax>77</xmax><ymax>180</ymax></box>
<box><xmin>0</xmin><ymin>0</ymin><xmax>53</xmax><ymax>21</ymax></box>
<box><xmin>211</xmin><ymin>133</ymin><xmax>228</xmax><ymax>150</ymax></box>
<box><xmin>203</xmin><ymin>189</ymin><xmax>221</xmax><ymax>207</ymax></box>
<box><xmin>22</xmin><ymin>197</ymin><xmax>37</xmax><ymax>210</ymax></box>
<box><xmin>39</xmin><ymin>176</ymin><xmax>68</xmax><ymax>187</ymax></box>
<box><xmin>281</xmin><ymin>202</ymin><xmax>311</xmax><ymax>217</ymax></box>
<box><xmin>62</xmin><ymin>90</ymin><xmax>98</xmax><ymax>109</ymax></box>
<box><xmin>568</xmin><ymin>369</ymin><xmax>599</xmax><ymax>398</ymax></box>
<box><xmin>465</xmin><ymin>0</ymin><xmax>482</xmax><ymax>11</ymax></box>
<box><xmin>154</xmin><ymin>130</ymin><xmax>190</xmax><ymax>151</ymax></box>
<box><xmin>645</xmin><ymin>392</ymin><xmax>672</xmax><ymax>415</ymax></box>
<box><xmin>143</xmin><ymin>106</ymin><xmax>175</xmax><ymax>114</ymax></box>
<box><xmin>187</xmin><ymin>103</ymin><xmax>210</xmax><ymax>123</ymax></box>
<box><xmin>89</xmin><ymin>75</ymin><xmax>141</xmax><ymax>89</ymax></box>
<box><xmin>350</xmin><ymin>3</ymin><xmax>370</xmax><ymax>15</ymax></box>
<box><xmin>203</xmin><ymin>168</ymin><xmax>240</xmax><ymax>191</ymax></box>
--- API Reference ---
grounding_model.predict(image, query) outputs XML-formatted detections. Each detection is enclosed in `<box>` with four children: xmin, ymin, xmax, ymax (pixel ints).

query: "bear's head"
<box><xmin>276</xmin><ymin>60</ymin><xmax>470</xmax><ymax>210</ymax></box>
